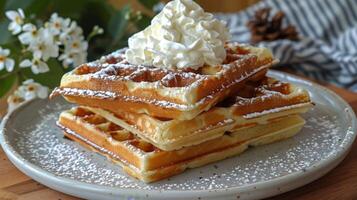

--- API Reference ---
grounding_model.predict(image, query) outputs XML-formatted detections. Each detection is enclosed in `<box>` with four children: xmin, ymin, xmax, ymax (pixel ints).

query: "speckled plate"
<box><xmin>1</xmin><ymin>70</ymin><xmax>356</xmax><ymax>200</ymax></box>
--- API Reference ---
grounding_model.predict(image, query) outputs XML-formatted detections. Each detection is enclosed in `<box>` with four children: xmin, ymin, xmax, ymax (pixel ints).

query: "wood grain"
<box><xmin>0</xmin><ymin>78</ymin><xmax>356</xmax><ymax>200</ymax></box>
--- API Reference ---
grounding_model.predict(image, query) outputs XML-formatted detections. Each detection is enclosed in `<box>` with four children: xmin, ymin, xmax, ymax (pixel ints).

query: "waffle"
<box><xmin>58</xmin><ymin>107</ymin><xmax>305</xmax><ymax>182</ymax></box>
<box><xmin>51</xmin><ymin>43</ymin><xmax>277</xmax><ymax>120</ymax></box>
<box><xmin>83</xmin><ymin>77</ymin><xmax>313</xmax><ymax>151</ymax></box>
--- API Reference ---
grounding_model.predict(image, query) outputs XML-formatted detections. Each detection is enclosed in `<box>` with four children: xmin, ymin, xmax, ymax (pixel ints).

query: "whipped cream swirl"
<box><xmin>125</xmin><ymin>0</ymin><xmax>231</xmax><ymax>70</ymax></box>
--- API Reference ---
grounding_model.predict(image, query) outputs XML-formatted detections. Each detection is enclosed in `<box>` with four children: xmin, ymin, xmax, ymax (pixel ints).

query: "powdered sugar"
<box><xmin>65</xmin><ymin>45</ymin><xmax>275</xmax><ymax>108</ymax></box>
<box><xmin>243</xmin><ymin>103</ymin><xmax>312</xmax><ymax>119</ymax></box>
<box><xmin>3</xmin><ymin>98</ymin><xmax>354</xmax><ymax>192</ymax></box>
<box><xmin>53</xmin><ymin>87</ymin><xmax>117</xmax><ymax>99</ymax></box>
<box><xmin>52</xmin><ymin>87</ymin><xmax>193</xmax><ymax>110</ymax></box>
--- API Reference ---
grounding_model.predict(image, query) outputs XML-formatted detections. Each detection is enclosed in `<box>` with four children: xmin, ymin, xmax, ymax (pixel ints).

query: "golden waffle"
<box><xmin>51</xmin><ymin>43</ymin><xmax>277</xmax><ymax>120</ymax></box>
<box><xmin>84</xmin><ymin>77</ymin><xmax>313</xmax><ymax>151</ymax></box>
<box><xmin>58</xmin><ymin>107</ymin><xmax>305</xmax><ymax>182</ymax></box>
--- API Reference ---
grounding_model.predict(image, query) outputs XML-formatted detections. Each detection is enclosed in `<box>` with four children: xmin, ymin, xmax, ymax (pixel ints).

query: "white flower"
<box><xmin>20</xmin><ymin>58</ymin><xmax>49</xmax><ymax>74</ymax></box>
<box><xmin>65</xmin><ymin>37</ymin><xmax>88</xmax><ymax>54</ymax></box>
<box><xmin>59</xmin><ymin>51</ymin><xmax>87</xmax><ymax>68</ymax></box>
<box><xmin>18</xmin><ymin>23</ymin><xmax>39</xmax><ymax>45</ymax></box>
<box><xmin>59</xmin><ymin>37</ymin><xmax>88</xmax><ymax>67</ymax></box>
<box><xmin>0</xmin><ymin>47</ymin><xmax>15</xmax><ymax>72</ymax></box>
<box><xmin>59</xmin><ymin>21</ymin><xmax>84</xmax><ymax>42</ymax></box>
<box><xmin>59</xmin><ymin>40</ymin><xmax>87</xmax><ymax>68</ymax></box>
<box><xmin>45</xmin><ymin>13</ymin><xmax>70</xmax><ymax>36</ymax></box>
<box><xmin>7</xmin><ymin>79</ymin><xmax>48</xmax><ymax>112</ymax></box>
<box><xmin>93</xmin><ymin>25</ymin><xmax>104</xmax><ymax>34</ymax></box>
<box><xmin>17</xmin><ymin>79</ymin><xmax>49</xmax><ymax>100</ymax></box>
<box><xmin>7</xmin><ymin>93</ymin><xmax>24</xmax><ymax>113</ymax></box>
<box><xmin>28</xmin><ymin>28</ymin><xmax>59</xmax><ymax>61</ymax></box>
<box><xmin>6</xmin><ymin>9</ymin><xmax>25</xmax><ymax>35</ymax></box>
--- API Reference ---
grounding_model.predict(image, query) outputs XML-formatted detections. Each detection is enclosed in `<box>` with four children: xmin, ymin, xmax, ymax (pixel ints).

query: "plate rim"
<box><xmin>1</xmin><ymin>70</ymin><xmax>356</xmax><ymax>199</ymax></box>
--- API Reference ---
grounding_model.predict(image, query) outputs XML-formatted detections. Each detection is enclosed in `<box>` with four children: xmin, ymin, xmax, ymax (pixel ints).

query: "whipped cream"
<box><xmin>125</xmin><ymin>0</ymin><xmax>231</xmax><ymax>70</ymax></box>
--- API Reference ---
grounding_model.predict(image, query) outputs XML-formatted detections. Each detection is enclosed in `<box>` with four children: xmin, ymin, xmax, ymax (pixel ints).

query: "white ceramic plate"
<box><xmin>1</xmin><ymin>70</ymin><xmax>356</xmax><ymax>200</ymax></box>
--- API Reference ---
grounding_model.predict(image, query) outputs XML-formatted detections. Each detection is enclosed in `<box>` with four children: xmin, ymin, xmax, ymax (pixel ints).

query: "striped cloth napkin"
<box><xmin>216</xmin><ymin>0</ymin><xmax>357</xmax><ymax>91</ymax></box>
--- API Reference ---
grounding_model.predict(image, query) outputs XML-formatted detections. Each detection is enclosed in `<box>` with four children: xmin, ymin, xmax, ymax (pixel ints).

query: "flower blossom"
<box><xmin>5</xmin><ymin>9</ymin><xmax>25</xmax><ymax>34</ymax></box>
<box><xmin>18</xmin><ymin>23</ymin><xmax>40</xmax><ymax>45</ymax></box>
<box><xmin>27</xmin><ymin>28</ymin><xmax>59</xmax><ymax>61</ymax></box>
<box><xmin>0</xmin><ymin>47</ymin><xmax>15</xmax><ymax>72</ymax></box>
<box><xmin>45</xmin><ymin>13</ymin><xmax>70</xmax><ymax>36</ymax></box>
<box><xmin>20</xmin><ymin>58</ymin><xmax>49</xmax><ymax>74</ymax></box>
<box><xmin>7</xmin><ymin>79</ymin><xmax>48</xmax><ymax>112</ymax></box>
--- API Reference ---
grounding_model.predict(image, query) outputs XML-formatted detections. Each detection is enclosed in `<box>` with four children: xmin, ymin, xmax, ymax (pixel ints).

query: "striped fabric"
<box><xmin>216</xmin><ymin>0</ymin><xmax>357</xmax><ymax>91</ymax></box>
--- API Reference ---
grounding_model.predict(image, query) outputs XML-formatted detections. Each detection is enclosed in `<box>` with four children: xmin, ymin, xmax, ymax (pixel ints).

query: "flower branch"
<box><xmin>1</xmin><ymin>8</ymin><xmax>103</xmax><ymax>112</ymax></box>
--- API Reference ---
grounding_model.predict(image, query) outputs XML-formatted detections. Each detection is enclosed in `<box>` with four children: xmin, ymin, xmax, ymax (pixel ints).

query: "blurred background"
<box><xmin>110</xmin><ymin>0</ymin><xmax>261</xmax><ymax>12</ymax></box>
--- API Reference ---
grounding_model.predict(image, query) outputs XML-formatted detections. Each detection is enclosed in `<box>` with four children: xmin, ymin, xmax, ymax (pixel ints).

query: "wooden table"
<box><xmin>0</xmin><ymin>82</ymin><xmax>357</xmax><ymax>200</ymax></box>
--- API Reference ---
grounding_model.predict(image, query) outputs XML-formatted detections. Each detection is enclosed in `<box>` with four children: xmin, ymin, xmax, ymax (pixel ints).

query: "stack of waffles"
<box><xmin>51</xmin><ymin>43</ymin><xmax>313</xmax><ymax>182</ymax></box>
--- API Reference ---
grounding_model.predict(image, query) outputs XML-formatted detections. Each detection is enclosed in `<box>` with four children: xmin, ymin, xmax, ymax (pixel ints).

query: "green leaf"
<box><xmin>25</xmin><ymin>0</ymin><xmax>51</xmax><ymax>16</ymax></box>
<box><xmin>50</xmin><ymin>0</ymin><xmax>113</xmax><ymax>21</ymax></box>
<box><xmin>75</xmin><ymin>0</ymin><xmax>114</xmax><ymax>35</ymax></box>
<box><xmin>4</xmin><ymin>0</ymin><xmax>36</xmax><ymax>10</ymax></box>
<box><xmin>0</xmin><ymin>72</ymin><xmax>16</xmax><ymax>98</ymax></box>
<box><xmin>108</xmin><ymin>5</ymin><xmax>131</xmax><ymax>44</ymax></box>
<box><xmin>23</xmin><ymin>59</ymin><xmax>66</xmax><ymax>89</ymax></box>
<box><xmin>0</xmin><ymin>21</ymin><xmax>11</xmax><ymax>45</ymax></box>
<box><xmin>4</xmin><ymin>0</ymin><xmax>50</xmax><ymax>16</ymax></box>
<box><xmin>137</xmin><ymin>0</ymin><xmax>159</xmax><ymax>10</ymax></box>
<box><xmin>0</xmin><ymin>0</ymin><xmax>6</xmax><ymax>16</ymax></box>
<box><xmin>50</xmin><ymin>0</ymin><xmax>89</xmax><ymax>20</ymax></box>
<box><xmin>135</xmin><ymin>14</ymin><xmax>151</xmax><ymax>31</ymax></box>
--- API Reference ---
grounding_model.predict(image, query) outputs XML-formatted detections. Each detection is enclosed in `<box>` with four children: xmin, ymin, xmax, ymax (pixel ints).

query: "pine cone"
<box><xmin>247</xmin><ymin>7</ymin><xmax>299</xmax><ymax>43</ymax></box>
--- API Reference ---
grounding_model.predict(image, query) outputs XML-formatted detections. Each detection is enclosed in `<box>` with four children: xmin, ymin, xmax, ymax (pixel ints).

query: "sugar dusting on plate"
<box><xmin>5</xmin><ymin>98</ymin><xmax>353</xmax><ymax>192</ymax></box>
